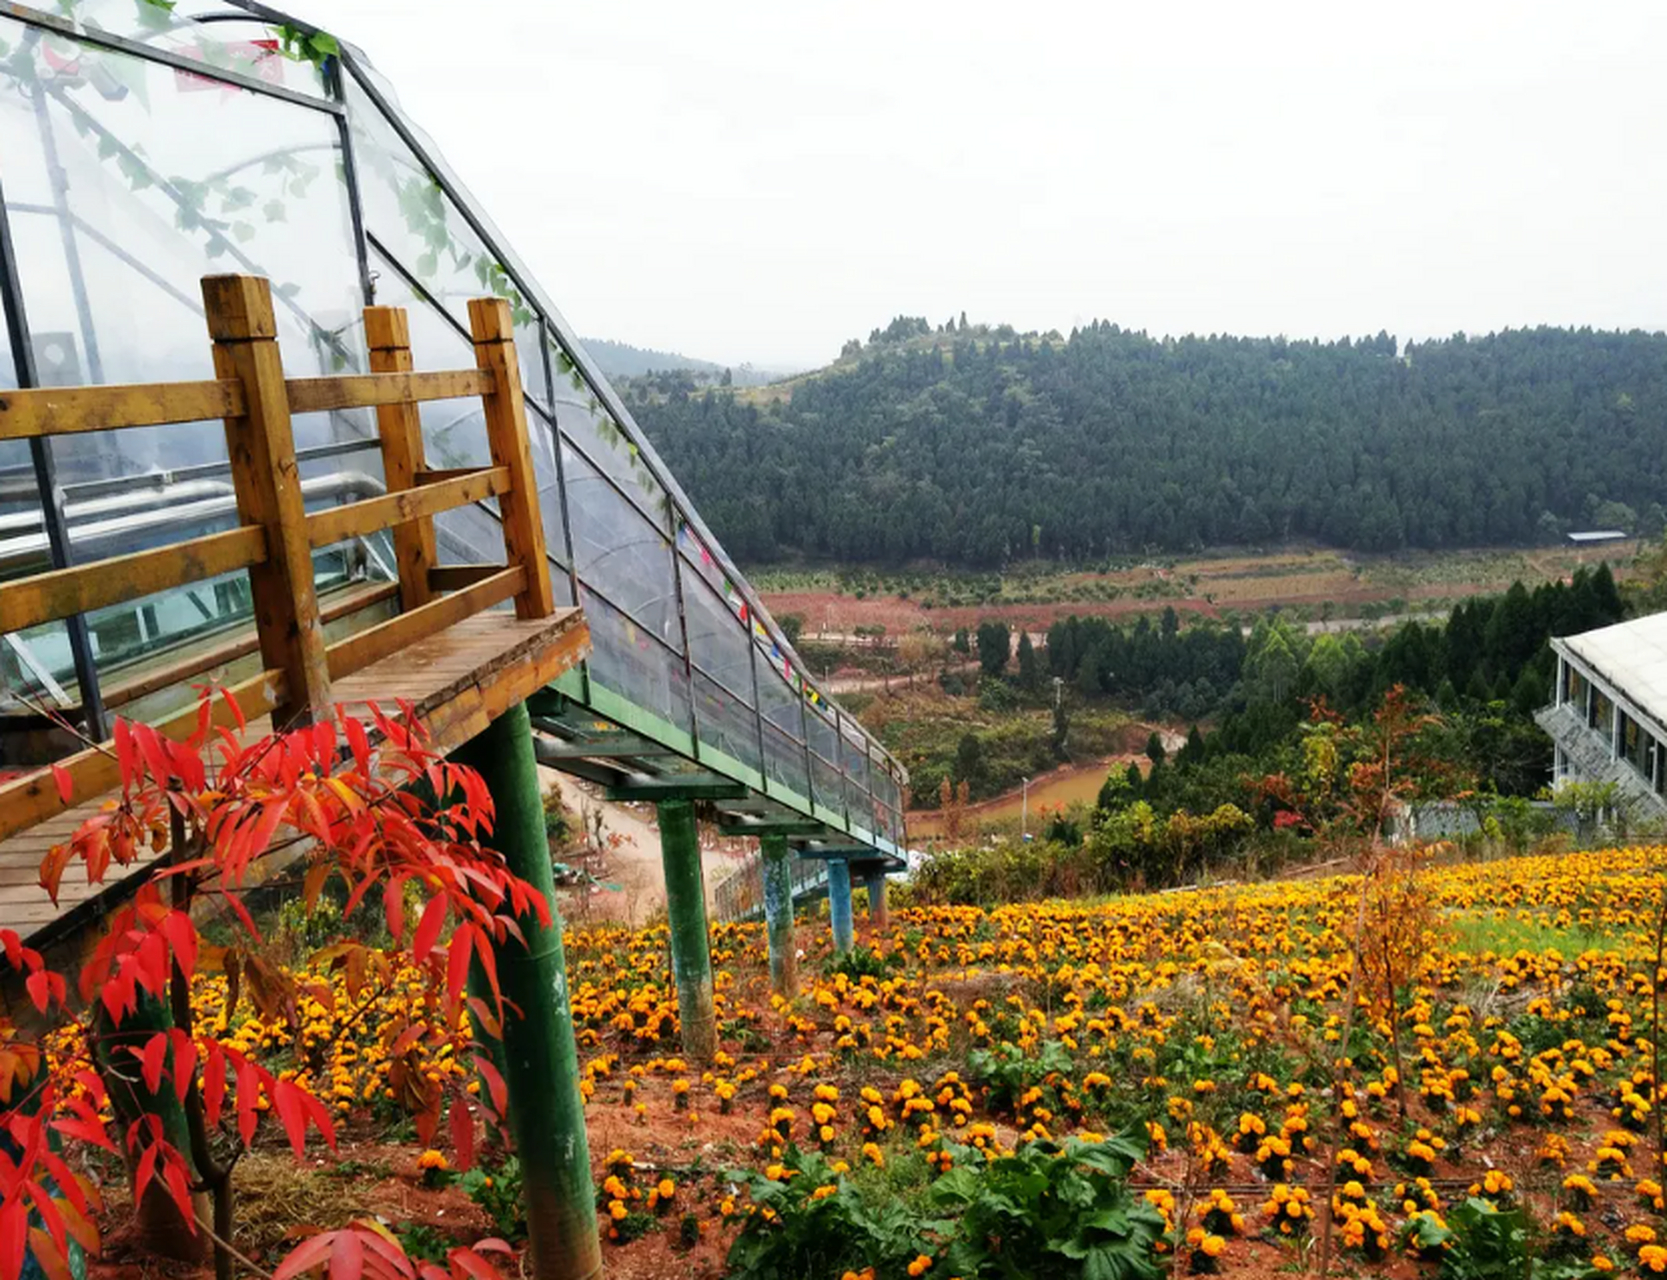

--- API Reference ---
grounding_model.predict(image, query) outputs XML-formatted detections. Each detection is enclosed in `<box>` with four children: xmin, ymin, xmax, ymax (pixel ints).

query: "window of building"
<box><xmin>1565</xmin><ymin>665</ymin><xmax>1589</xmax><ymax>711</ymax></box>
<box><xmin>1591</xmin><ymin>688</ymin><xmax>1614</xmax><ymax>739</ymax></box>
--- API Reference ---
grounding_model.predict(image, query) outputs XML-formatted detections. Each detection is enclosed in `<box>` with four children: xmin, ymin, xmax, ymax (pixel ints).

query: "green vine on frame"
<box><xmin>275</xmin><ymin>23</ymin><xmax>338</xmax><ymax>71</ymax></box>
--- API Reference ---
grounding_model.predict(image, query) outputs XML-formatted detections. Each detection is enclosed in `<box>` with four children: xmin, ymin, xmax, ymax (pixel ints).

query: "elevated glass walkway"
<box><xmin>0</xmin><ymin>0</ymin><xmax>906</xmax><ymax>901</ymax></box>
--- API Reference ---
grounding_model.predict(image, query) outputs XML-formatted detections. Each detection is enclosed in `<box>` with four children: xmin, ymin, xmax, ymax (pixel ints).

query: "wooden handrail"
<box><xmin>286</xmin><ymin>368</ymin><xmax>494</xmax><ymax>415</ymax></box>
<box><xmin>0</xmin><ymin>524</ymin><xmax>268</xmax><ymax>635</ymax></box>
<box><xmin>0</xmin><ymin>379</ymin><xmax>247</xmax><ymax>439</ymax></box>
<box><xmin>0</xmin><ymin>274</ymin><xmax>557</xmax><ymax>783</ymax></box>
<box><xmin>304</xmin><ymin>465</ymin><xmax>509</xmax><ymax>550</ymax></box>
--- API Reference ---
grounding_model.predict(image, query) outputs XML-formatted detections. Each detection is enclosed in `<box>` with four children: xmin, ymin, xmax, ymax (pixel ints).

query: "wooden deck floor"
<box><xmin>0</xmin><ymin>606</ymin><xmax>588</xmax><ymax>945</ymax></box>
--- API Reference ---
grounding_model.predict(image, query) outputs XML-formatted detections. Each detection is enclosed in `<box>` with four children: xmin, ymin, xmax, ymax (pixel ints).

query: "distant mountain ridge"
<box><xmin>619</xmin><ymin>314</ymin><xmax>1667</xmax><ymax>566</ymax></box>
<box><xmin>581</xmin><ymin>337</ymin><xmax>791</xmax><ymax>387</ymax></box>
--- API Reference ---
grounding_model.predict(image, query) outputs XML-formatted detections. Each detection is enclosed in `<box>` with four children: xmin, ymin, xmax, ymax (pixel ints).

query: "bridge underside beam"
<box><xmin>716</xmin><ymin>817</ymin><xmax>829</xmax><ymax>838</ymax></box>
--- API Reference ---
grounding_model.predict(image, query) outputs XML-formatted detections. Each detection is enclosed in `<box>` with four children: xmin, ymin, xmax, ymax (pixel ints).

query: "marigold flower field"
<box><xmin>54</xmin><ymin>845</ymin><xmax>1667</xmax><ymax>1277</ymax></box>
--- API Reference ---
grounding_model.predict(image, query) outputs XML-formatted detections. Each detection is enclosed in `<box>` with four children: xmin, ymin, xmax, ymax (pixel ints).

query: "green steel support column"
<box><xmin>864</xmin><ymin>869</ymin><xmax>889</xmax><ymax>930</ymax></box>
<box><xmin>454</xmin><ymin>703</ymin><xmax>602</xmax><ymax>1280</ymax></box>
<box><xmin>760</xmin><ymin>834</ymin><xmax>797</xmax><ymax>999</ymax></box>
<box><xmin>827</xmin><ymin>857</ymin><xmax>855</xmax><ymax>954</ymax></box>
<box><xmin>657</xmin><ymin>798</ymin><xmax>717</xmax><ymax>1060</ymax></box>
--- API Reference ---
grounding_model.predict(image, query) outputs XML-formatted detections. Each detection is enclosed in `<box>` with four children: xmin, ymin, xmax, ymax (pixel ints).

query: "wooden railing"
<box><xmin>0</xmin><ymin>273</ymin><xmax>556</xmax><ymax>839</ymax></box>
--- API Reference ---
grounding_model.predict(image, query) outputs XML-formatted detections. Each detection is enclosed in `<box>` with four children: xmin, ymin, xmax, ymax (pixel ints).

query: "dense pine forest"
<box><xmin>622</xmin><ymin>319</ymin><xmax>1667</xmax><ymax>564</ymax></box>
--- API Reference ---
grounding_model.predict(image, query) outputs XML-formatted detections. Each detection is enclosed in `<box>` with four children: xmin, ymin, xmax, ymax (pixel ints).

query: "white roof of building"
<box><xmin>1560</xmin><ymin>612</ymin><xmax>1667</xmax><ymax>731</ymax></box>
<box><xmin>1567</xmin><ymin>530</ymin><xmax>1629</xmax><ymax>543</ymax></box>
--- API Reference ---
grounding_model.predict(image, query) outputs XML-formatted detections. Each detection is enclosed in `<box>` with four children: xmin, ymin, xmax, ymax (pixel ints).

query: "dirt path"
<box><xmin>540</xmin><ymin>767</ymin><xmax>751</xmax><ymax>926</ymax></box>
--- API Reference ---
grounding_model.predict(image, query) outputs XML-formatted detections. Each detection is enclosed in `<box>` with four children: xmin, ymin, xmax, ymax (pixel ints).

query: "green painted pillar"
<box><xmin>761</xmin><ymin>834</ymin><xmax>797</xmax><ymax>999</ymax></box>
<box><xmin>657</xmin><ymin>798</ymin><xmax>717</xmax><ymax>1060</ymax></box>
<box><xmin>864</xmin><ymin>868</ymin><xmax>889</xmax><ymax>930</ymax></box>
<box><xmin>454</xmin><ymin>703</ymin><xmax>602</xmax><ymax>1280</ymax></box>
<box><xmin>827</xmin><ymin>857</ymin><xmax>855</xmax><ymax>954</ymax></box>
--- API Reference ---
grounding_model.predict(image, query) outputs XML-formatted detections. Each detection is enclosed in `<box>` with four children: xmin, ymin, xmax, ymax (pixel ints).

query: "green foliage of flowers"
<box><xmin>725</xmin><ymin>1135</ymin><xmax>1164</xmax><ymax>1280</ymax></box>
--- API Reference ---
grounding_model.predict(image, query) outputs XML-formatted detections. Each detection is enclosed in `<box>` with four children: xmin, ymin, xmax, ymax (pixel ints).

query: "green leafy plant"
<box><xmin>1412</xmin><ymin>1197</ymin><xmax>1600</xmax><ymax>1280</ymax></box>
<box><xmin>459</xmin><ymin>1156</ymin><xmax>526</xmax><ymax>1241</ymax></box>
<box><xmin>824</xmin><ymin>945</ymin><xmax>896</xmax><ymax>981</ymax></box>
<box><xmin>932</xmin><ymin>1134</ymin><xmax>1167</xmax><ymax>1280</ymax></box>
<box><xmin>725</xmin><ymin>1146</ymin><xmax>942</xmax><ymax>1280</ymax></box>
<box><xmin>967</xmin><ymin>1040</ymin><xmax>1076</xmax><ymax>1114</ymax></box>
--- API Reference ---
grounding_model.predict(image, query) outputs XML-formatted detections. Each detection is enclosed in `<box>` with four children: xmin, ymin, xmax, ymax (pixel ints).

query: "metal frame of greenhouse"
<box><xmin>0</xmin><ymin>0</ymin><xmax>905</xmax><ymax>939</ymax></box>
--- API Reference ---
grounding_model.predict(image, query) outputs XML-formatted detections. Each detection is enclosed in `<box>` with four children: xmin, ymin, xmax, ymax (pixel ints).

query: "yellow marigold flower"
<box><xmin>906</xmin><ymin>1256</ymin><xmax>933</xmax><ymax>1277</ymax></box>
<box><xmin>417</xmin><ymin>1149</ymin><xmax>448</xmax><ymax>1171</ymax></box>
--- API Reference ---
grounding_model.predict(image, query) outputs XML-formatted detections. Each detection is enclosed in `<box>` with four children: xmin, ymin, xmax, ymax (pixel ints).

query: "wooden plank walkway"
<box><xmin>0</xmin><ymin>606</ymin><xmax>588</xmax><ymax>944</ymax></box>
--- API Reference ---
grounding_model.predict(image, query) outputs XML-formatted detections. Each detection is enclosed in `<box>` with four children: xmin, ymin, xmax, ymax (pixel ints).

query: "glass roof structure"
<box><xmin>0</xmin><ymin>0</ymin><xmax>906</xmax><ymax>860</ymax></box>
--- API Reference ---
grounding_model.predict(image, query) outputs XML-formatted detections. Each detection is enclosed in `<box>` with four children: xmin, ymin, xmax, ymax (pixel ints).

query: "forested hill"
<box><xmin>620</xmin><ymin>319</ymin><xmax>1667</xmax><ymax>565</ymax></box>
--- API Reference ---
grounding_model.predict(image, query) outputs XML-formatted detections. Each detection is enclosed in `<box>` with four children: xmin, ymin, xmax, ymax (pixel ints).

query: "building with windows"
<box><xmin>1537</xmin><ymin>613</ymin><xmax>1667</xmax><ymax>816</ymax></box>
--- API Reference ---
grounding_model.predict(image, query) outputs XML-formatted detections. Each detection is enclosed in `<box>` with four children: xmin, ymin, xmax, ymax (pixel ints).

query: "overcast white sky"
<box><xmin>320</xmin><ymin>0</ymin><xmax>1666</xmax><ymax>370</ymax></box>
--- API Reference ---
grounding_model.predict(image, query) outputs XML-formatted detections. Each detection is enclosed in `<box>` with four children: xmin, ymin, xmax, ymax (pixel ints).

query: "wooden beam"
<box><xmin>364</xmin><ymin>306</ymin><xmax>437</xmax><ymax>613</ymax></box>
<box><xmin>605</xmin><ymin>775</ymin><xmax>750</xmax><ymax>802</ymax></box>
<box><xmin>428</xmin><ymin>564</ymin><xmax>511</xmax><ymax>592</ymax></box>
<box><xmin>324</xmin><ymin>566</ymin><xmax>525</xmax><ymax>681</ymax></box>
<box><xmin>0</xmin><ymin>667</ymin><xmax>284</xmax><ymax>844</ymax></box>
<box><xmin>98</xmin><ymin>580</ymin><xmax>398</xmax><ymax>711</ymax></box>
<box><xmin>204</xmin><ymin>274</ymin><xmax>331</xmax><ymax>727</ymax></box>
<box><xmin>468</xmin><ymin>297</ymin><xmax>554</xmax><ymax>620</ymax></box>
<box><xmin>0</xmin><ymin>379</ymin><xmax>246</xmax><ymax>440</ymax></box>
<box><xmin>284</xmin><ymin>368</ymin><xmax>494</xmax><ymax>415</ymax></box>
<box><xmin>304</xmin><ymin>466</ymin><xmax>508</xmax><ymax>549</ymax></box>
<box><xmin>0</xmin><ymin>524</ymin><xmax>266</xmax><ymax>635</ymax></box>
<box><xmin>414</xmin><ymin>468</ymin><xmax>486</xmax><ymax>486</ymax></box>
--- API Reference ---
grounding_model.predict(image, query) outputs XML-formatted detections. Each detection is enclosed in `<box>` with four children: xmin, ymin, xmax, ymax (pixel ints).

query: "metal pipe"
<box><xmin>0</xmin><ymin>472</ymin><xmax>383</xmax><ymax>573</ymax></box>
<box><xmin>656</xmin><ymin>798</ymin><xmax>716</xmax><ymax>1060</ymax></box>
<box><xmin>827</xmin><ymin>857</ymin><xmax>854</xmax><ymax>954</ymax></box>
<box><xmin>761</xmin><ymin>833</ymin><xmax>797</xmax><ymax>999</ymax></box>
<box><xmin>450</xmin><ymin>703</ymin><xmax>602</xmax><ymax>1280</ymax></box>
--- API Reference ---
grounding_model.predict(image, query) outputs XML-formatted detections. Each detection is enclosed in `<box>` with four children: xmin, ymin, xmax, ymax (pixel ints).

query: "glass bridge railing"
<box><xmin>0</xmin><ymin>0</ymin><xmax>905</xmax><ymax>853</ymax></box>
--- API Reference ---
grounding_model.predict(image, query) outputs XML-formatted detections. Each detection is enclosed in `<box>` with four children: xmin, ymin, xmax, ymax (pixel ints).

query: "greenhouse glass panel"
<box><xmin>550</xmin><ymin>341</ymin><xmax>669</xmax><ymax>530</ymax></box>
<box><xmin>682</xmin><ymin>564</ymin><xmax>753</xmax><ymax>703</ymax></box>
<box><xmin>811</xmin><ymin>753</ymin><xmax>844</xmax><ymax>819</ymax></box>
<box><xmin>0</xmin><ymin>15</ymin><xmax>362</xmax><ymax>490</ymax></box>
<box><xmin>340</xmin><ymin>70</ymin><xmax>546</xmax><ymax>404</ymax></box>
<box><xmin>27</xmin><ymin>2</ymin><xmax>330</xmax><ymax>99</ymax></box>
<box><xmin>693</xmin><ymin>671</ymin><xmax>760</xmax><ymax>775</ymax></box>
<box><xmin>763</xmin><ymin>722</ymin><xmax>810</xmax><ymax>800</ymax></box>
<box><xmin>580</xmin><ymin>584</ymin><xmax>689</xmax><ymax>735</ymax></box>
<box><xmin>563</xmin><ymin>443</ymin><xmax>678</xmax><ymax>648</ymax></box>
<box><xmin>756</xmin><ymin>654</ymin><xmax>805</xmax><ymax>741</ymax></box>
<box><xmin>805</xmin><ymin>701</ymin><xmax>837</xmax><ymax>765</ymax></box>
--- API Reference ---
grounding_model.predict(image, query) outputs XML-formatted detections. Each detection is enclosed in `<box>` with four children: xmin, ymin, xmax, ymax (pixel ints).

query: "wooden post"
<box><xmin>365</xmin><ymin>304</ymin><xmax>436</xmax><ymax>612</ymax></box>
<box><xmin>467</xmin><ymin>297</ymin><xmax>553</xmax><ymax>620</ymax></box>
<box><xmin>203</xmin><ymin>275</ymin><xmax>329</xmax><ymax>726</ymax></box>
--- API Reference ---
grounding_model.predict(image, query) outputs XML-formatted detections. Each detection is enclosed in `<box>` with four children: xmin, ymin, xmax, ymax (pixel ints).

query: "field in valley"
<box><xmin>754</xmin><ymin>543</ymin><xmax>1640</xmax><ymax>638</ymax></box>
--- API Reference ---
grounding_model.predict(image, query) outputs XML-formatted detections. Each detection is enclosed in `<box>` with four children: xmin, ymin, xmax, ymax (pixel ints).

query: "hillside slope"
<box><xmin>621</xmin><ymin>320</ymin><xmax>1667</xmax><ymax>565</ymax></box>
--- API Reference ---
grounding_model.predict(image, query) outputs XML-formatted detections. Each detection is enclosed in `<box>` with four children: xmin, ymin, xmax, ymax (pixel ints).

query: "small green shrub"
<box><xmin>459</xmin><ymin>1156</ymin><xmax>526</xmax><ymax>1240</ymax></box>
<box><xmin>725</xmin><ymin>1147</ymin><xmax>939</xmax><ymax>1280</ymax></box>
<box><xmin>933</xmin><ymin>1134</ymin><xmax>1166</xmax><ymax>1280</ymax></box>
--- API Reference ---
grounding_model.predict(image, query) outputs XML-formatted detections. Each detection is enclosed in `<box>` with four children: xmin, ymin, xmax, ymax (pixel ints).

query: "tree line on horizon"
<box><xmin>622</xmin><ymin>318</ymin><xmax>1667</xmax><ymax>565</ymax></box>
